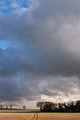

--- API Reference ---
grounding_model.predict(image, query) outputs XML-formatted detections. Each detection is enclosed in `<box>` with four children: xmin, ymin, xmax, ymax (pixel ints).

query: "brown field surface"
<box><xmin>0</xmin><ymin>112</ymin><xmax>80</xmax><ymax>120</ymax></box>
<box><xmin>38</xmin><ymin>113</ymin><xmax>80</xmax><ymax>120</ymax></box>
<box><xmin>0</xmin><ymin>113</ymin><xmax>34</xmax><ymax>120</ymax></box>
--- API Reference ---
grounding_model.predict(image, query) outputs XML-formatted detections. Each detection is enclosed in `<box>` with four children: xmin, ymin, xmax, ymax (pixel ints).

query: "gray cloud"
<box><xmin>0</xmin><ymin>0</ymin><xmax>80</xmax><ymax>107</ymax></box>
<box><xmin>31</xmin><ymin>0</ymin><xmax>80</xmax><ymax>20</ymax></box>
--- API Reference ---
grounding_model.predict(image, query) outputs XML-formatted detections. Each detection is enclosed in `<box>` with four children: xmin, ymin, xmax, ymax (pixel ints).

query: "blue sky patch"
<box><xmin>0</xmin><ymin>40</ymin><xmax>24</xmax><ymax>50</ymax></box>
<box><xmin>0</xmin><ymin>0</ymin><xmax>28</xmax><ymax>14</ymax></box>
<box><xmin>0</xmin><ymin>40</ymin><xmax>11</xmax><ymax>50</ymax></box>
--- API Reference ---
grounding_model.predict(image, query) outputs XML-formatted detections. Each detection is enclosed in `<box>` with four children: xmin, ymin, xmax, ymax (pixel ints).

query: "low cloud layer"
<box><xmin>0</xmin><ymin>0</ymin><xmax>80</xmax><ymax>108</ymax></box>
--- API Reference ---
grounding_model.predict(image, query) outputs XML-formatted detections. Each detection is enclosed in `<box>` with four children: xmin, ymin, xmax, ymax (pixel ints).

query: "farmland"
<box><xmin>0</xmin><ymin>112</ymin><xmax>80</xmax><ymax>120</ymax></box>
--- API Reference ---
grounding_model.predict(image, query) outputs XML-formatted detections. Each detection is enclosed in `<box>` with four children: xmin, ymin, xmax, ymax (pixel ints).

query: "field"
<box><xmin>0</xmin><ymin>111</ymin><xmax>80</xmax><ymax>120</ymax></box>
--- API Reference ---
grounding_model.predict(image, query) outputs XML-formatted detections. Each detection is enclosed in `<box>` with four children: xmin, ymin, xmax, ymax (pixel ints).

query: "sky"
<box><xmin>0</xmin><ymin>0</ymin><xmax>80</xmax><ymax>109</ymax></box>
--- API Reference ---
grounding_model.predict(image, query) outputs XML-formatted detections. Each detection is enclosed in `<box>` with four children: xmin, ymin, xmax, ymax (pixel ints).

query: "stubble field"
<box><xmin>0</xmin><ymin>112</ymin><xmax>80</xmax><ymax>120</ymax></box>
<box><xmin>0</xmin><ymin>111</ymin><xmax>80</xmax><ymax>120</ymax></box>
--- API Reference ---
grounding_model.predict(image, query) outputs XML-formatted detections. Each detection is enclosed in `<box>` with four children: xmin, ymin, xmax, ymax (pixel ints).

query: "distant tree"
<box><xmin>0</xmin><ymin>105</ymin><xmax>3</xmax><ymax>109</ymax></box>
<box><xmin>6</xmin><ymin>106</ymin><xmax>8</xmax><ymax>109</ymax></box>
<box><xmin>37</xmin><ymin>102</ymin><xmax>57</xmax><ymax>112</ymax></box>
<box><xmin>58</xmin><ymin>103</ymin><xmax>64</xmax><ymax>112</ymax></box>
<box><xmin>44</xmin><ymin>102</ymin><xmax>56</xmax><ymax>112</ymax></box>
<box><xmin>23</xmin><ymin>105</ymin><xmax>26</xmax><ymax>110</ymax></box>
<box><xmin>75</xmin><ymin>100</ymin><xmax>80</xmax><ymax>112</ymax></box>
<box><xmin>10</xmin><ymin>105</ymin><xmax>12</xmax><ymax>109</ymax></box>
<box><xmin>37</xmin><ymin>102</ymin><xmax>44</xmax><ymax>111</ymax></box>
<box><xmin>67</xmin><ymin>101</ymin><xmax>74</xmax><ymax>112</ymax></box>
<box><xmin>63</xmin><ymin>102</ymin><xmax>68</xmax><ymax>111</ymax></box>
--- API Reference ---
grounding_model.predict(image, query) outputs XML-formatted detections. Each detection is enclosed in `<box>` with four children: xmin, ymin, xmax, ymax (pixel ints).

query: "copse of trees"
<box><xmin>37</xmin><ymin>100</ymin><xmax>80</xmax><ymax>112</ymax></box>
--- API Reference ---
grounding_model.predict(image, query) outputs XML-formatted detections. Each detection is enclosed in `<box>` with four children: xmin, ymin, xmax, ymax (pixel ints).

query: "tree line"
<box><xmin>37</xmin><ymin>100</ymin><xmax>80</xmax><ymax>112</ymax></box>
<box><xmin>0</xmin><ymin>105</ymin><xmax>27</xmax><ymax>110</ymax></box>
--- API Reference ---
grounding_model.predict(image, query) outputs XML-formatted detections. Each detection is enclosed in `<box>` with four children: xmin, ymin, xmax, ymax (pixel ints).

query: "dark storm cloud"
<box><xmin>0</xmin><ymin>15</ymin><xmax>80</xmax><ymax>77</ymax></box>
<box><xmin>0</xmin><ymin>75</ymin><xmax>41</xmax><ymax>102</ymax></box>
<box><xmin>0</xmin><ymin>0</ymin><xmax>80</xmax><ymax>106</ymax></box>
